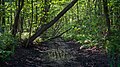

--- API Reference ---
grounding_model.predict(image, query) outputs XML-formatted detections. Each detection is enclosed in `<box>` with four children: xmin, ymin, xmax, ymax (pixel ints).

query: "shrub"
<box><xmin>0</xmin><ymin>32</ymin><xmax>17</xmax><ymax>61</ymax></box>
<box><xmin>106</xmin><ymin>30</ymin><xmax>120</xmax><ymax>67</ymax></box>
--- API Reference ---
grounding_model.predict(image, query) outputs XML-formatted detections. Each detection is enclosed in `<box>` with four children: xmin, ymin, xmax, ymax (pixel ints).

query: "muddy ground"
<box><xmin>0</xmin><ymin>39</ymin><xmax>109</xmax><ymax>67</ymax></box>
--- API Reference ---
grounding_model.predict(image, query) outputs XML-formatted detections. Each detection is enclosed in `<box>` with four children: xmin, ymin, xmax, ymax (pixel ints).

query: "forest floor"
<box><xmin>0</xmin><ymin>38</ymin><xmax>110</xmax><ymax>67</ymax></box>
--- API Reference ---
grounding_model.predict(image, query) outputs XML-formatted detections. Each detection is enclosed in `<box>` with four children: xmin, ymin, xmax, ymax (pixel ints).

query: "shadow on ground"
<box><xmin>0</xmin><ymin>39</ymin><xmax>109</xmax><ymax>67</ymax></box>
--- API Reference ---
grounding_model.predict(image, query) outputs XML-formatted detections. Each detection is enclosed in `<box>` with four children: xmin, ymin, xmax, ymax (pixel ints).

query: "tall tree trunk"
<box><xmin>2</xmin><ymin>0</ymin><xmax>5</xmax><ymax>32</ymax></box>
<box><xmin>35</xmin><ymin>1</ymin><xmax>38</xmax><ymax>24</ymax></box>
<box><xmin>26</xmin><ymin>0</ymin><xmax>34</xmax><ymax>46</ymax></box>
<box><xmin>12</xmin><ymin>0</ymin><xmax>24</xmax><ymax>37</ymax></box>
<box><xmin>40</xmin><ymin>0</ymin><xmax>51</xmax><ymax>40</ymax></box>
<box><xmin>0</xmin><ymin>0</ymin><xmax>1</xmax><ymax>25</ymax></box>
<box><xmin>103</xmin><ymin>0</ymin><xmax>111</xmax><ymax>36</ymax></box>
<box><xmin>9</xmin><ymin>0</ymin><xmax>12</xmax><ymax>30</ymax></box>
<box><xmin>26</xmin><ymin>0</ymin><xmax>78</xmax><ymax>44</ymax></box>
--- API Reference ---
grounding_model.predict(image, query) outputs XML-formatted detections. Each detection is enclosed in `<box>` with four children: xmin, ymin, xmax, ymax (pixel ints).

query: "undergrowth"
<box><xmin>106</xmin><ymin>30</ymin><xmax>120</xmax><ymax>67</ymax></box>
<box><xmin>0</xmin><ymin>32</ymin><xmax>18</xmax><ymax>61</ymax></box>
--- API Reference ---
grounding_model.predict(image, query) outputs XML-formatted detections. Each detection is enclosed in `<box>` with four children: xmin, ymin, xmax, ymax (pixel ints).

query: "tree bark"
<box><xmin>27</xmin><ymin>0</ymin><xmax>78</xmax><ymax>44</ymax></box>
<box><xmin>12</xmin><ymin>0</ymin><xmax>24</xmax><ymax>37</ymax></box>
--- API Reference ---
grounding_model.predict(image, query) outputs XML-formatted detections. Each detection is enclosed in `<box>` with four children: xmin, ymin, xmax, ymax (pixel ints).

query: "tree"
<box><xmin>103</xmin><ymin>0</ymin><xmax>111</xmax><ymax>36</ymax></box>
<box><xmin>26</xmin><ymin>0</ymin><xmax>78</xmax><ymax>45</ymax></box>
<box><xmin>12</xmin><ymin>0</ymin><xmax>24</xmax><ymax>37</ymax></box>
<box><xmin>1</xmin><ymin>0</ymin><xmax>5</xmax><ymax>32</ymax></box>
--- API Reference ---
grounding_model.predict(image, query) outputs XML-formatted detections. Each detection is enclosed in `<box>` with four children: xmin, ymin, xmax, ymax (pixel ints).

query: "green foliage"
<box><xmin>0</xmin><ymin>32</ymin><xmax>17</xmax><ymax>61</ymax></box>
<box><xmin>106</xmin><ymin>29</ymin><xmax>120</xmax><ymax>67</ymax></box>
<box><xmin>1</xmin><ymin>0</ymin><xmax>120</xmax><ymax>64</ymax></box>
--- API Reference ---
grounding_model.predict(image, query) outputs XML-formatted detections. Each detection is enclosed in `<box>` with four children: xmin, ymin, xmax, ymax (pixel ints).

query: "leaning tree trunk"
<box><xmin>26</xmin><ymin>0</ymin><xmax>78</xmax><ymax>45</ymax></box>
<box><xmin>12</xmin><ymin>0</ymin><xmax>24</xmax><ymax>37</ymax></box>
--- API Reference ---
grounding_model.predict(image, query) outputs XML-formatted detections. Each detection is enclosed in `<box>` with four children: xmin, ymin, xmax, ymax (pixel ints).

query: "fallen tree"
<box><xmin>26</xmin><ymin>0</ymin><xmax>78</xmax><ymax>45</ymax></box>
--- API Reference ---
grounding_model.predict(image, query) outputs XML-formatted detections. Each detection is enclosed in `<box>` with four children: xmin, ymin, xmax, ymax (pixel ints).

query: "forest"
<box><xmin>0</xmin><ymin>0</ymin><xmax>120</xmax><ymax>67</ymax></box>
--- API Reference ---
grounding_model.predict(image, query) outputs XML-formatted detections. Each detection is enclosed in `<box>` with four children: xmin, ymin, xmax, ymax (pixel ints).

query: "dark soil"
<box><xmin>0</xmin><ymin>40</ymin><xmax>109</xmax><ymax>67</ymax></box>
